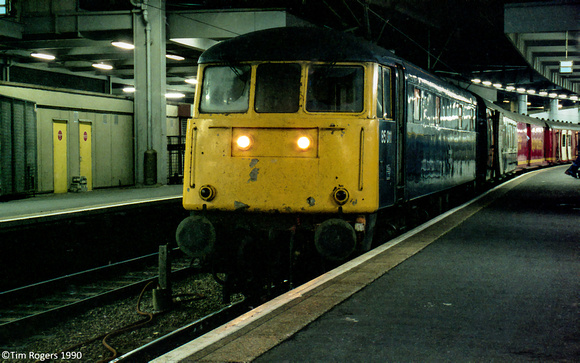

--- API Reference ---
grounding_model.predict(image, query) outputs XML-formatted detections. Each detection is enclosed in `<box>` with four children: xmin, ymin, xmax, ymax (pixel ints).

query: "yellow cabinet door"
<box><xmin>53</xmin><ymin>120</ymin><xmax>68</xmax><ymax>193</ymax></box>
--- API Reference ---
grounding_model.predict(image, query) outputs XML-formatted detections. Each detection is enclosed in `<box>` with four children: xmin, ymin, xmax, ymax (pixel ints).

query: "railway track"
<box><xmin>109</xmin><ymin>300</ymin><xmax>248</xmax><ymax>362</ymax></box>
<box><xmin>0</xmin><ymin>250</ymin><xmax>193</xmax><ymax>340</ymax></box>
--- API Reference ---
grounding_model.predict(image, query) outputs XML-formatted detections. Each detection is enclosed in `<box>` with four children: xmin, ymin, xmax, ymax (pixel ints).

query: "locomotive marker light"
<box><xmin>333</xmin><ymin>187</ymin><xmax>350</xmax><ymax>205</ymax></box>
<box><xmin>236</xmin><ymin>135</ymin><xmax>252</xmax><ymax>150</ymax></box>
<box><xmin>199</xmin><ymin>184</ymin><xmax>217</xmax><ymax>201</ymax></box>
<box><xmin>297</xmin><ymin>136</ymin><xmax>311</xmax><ymax>150</ymax></box>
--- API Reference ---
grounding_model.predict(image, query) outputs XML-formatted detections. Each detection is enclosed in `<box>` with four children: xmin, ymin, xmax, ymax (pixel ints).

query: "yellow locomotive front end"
<box><xmin>176</xmin><ymin>28</ymin><xmax>390</xmax><ymax>292</ymax></box>
<box><xmin>184</xmin><ymin>63</ymin><xmax>378</xmax><ymax>214</ymax></box>
<box><xmin>179</xmin><ymin>61</ymin><xmax>379</xmax><ymax>262</ymax></box>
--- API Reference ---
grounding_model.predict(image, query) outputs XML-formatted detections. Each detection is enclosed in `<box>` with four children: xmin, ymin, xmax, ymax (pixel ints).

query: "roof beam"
<box><xmin>0</xmin><ymin>18</ymin><xmax>23</xmax><ymax>38</ymax></box>
<box><xmin>167</xmin><ymin>10</ymin><xmax>306</xmax><ymax>39</ymax></box>
<box><xmin>22</xmin><ymin>11</ymin><xmax>132</xmax><ymax>35</ymax></box>
<box><xmin>505</xmin><ymin>2</ymin><xmax>579</xmax><ymax>33</ymax></box>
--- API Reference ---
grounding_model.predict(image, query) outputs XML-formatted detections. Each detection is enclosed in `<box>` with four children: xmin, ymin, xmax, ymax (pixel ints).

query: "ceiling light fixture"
<box><xmin>184</xmin><ymin>78</ymin><xmax>197</xmax><ymax>85</ymax></box>
<box><xmin>123</xmin><ymin>87</ymin><xmax>135</xmax><ymax>93</ymax></box>
<box><xmin>112</xmin><ymin>41</ymin><xmax>135</xmax><ymax>50</ymax></box>
<box><xmin>165</xmin><ymin>92</ymin><xmax>185</xmax><ymax>99</ymax></box>
<box><xmin>471</xmin><ymin>78</ymin><xmax>482</xmax><ymax>84</ymax></box>
<box><xmin>166</xmin><ymin>54</ymin><xmax>185</xmax><ymax>61</ymax></box>
<box><xmin>505</xmin><ymin>85</ymin><xmax>515</xmax><ymax>91</ymax></box>
<box><xmin>92</xmin><ymin>63</ymin><xmax>113</xmax><ymax>70</ymax></box>
<box><xmin>31</xmin><ymin>52</ymin><xmax>55</xmax><ymax>60</ymax></box>
<box><xmin>482</xmin><ymin>81</ymin><xmax>492</xmax><ymax>86</ymax></box>
<box><xmin>493</xmin><ymin>83</ymin><xmax>502</xmax><ymax>88</ymax></box>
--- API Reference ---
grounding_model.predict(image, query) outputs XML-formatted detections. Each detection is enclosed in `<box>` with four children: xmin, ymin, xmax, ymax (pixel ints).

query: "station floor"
<box><xmin>154</xmin><ymin>165</ymin><xmax>579</xmax><ymax>362</ymax></box>
<box><xmin>0</xmin><ymin>184</ymin><xmax>182</xmax><ymax>224</ymax></box>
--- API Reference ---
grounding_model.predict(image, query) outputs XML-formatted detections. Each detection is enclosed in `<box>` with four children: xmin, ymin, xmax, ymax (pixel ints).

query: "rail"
<box><xmin>0</xmin><ymin>250</ymin><xmax>193</xmax><ymax>340</ymax></box>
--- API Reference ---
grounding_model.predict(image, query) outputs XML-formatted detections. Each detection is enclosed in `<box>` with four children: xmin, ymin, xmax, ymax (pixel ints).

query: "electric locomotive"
<box><xmin>177</xmin><ymin>27</ymin><xmax>478</xmax><ymax>288</ymax></box>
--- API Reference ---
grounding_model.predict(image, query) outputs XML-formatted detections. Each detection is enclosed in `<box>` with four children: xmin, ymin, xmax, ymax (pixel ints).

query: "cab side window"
<box><xmin>376</xmin><ymin>66</ymin><xmax>393</xmax><ymax>119</ymax></box>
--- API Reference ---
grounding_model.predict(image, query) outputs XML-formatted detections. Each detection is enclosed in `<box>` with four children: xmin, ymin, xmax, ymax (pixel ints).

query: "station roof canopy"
<box><xmin>505</xmin><ymin>1</ymin><xmax>580</xmax><ymax>95</ymax></box>
<box><xmin>0</xmin><ymin>0</ymin><xmax>577</xmax><ymax>107</ymax></box>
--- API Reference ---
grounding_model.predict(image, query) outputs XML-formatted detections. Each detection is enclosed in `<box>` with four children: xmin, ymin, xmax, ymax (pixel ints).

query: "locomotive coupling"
<box><xmin>314</xmin><ymin>219</ymin><xmax>356</xmax><ymax>261</ymax></box>
<box><xmin>176</xmin><ymin>215</ymin><xmax>216</xmax><ymax>261</ymax></box>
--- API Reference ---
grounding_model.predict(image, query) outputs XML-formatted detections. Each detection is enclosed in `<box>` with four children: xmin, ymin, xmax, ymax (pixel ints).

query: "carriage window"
<box><xmin>306</xmin><ymin>65</ymin><xmax>364</xmax><ymax>112</ymax></box>
<box><xmin>413</xmin><ymin>88</ymin><xmax>421</xmax><ymax>122</ymax></box>
<box><xmin>255</xmin><ymin>63</ymin><xmax>301</xmax><ymax>113</ymax></box>
<box><xmin>435</xmin><ymin>96</ymin><xmax>441</xmax><ymax>125</ymax></box>
<box><xmin>449</xmin><ymin>101</ymin><xmax>459</xmax><ymax>129</ymax></box>
<box><xmin>422</xmin><ymin>91</ymin><xmax>436</xmax><ymax>125</ymax></box>
<box><xmin>199</xmin><ymin>65</ymin><xmax>251</xmax><ymax>113</ymax></box>
<box><xmin>466</xmin><ymin>108</ymin><xmax>474</xmax><ymax>130</ymax></box>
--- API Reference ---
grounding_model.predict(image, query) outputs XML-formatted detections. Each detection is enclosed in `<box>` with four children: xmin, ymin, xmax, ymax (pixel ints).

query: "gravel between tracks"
<box><xmin>1</xmin><ymin>273</ymin><xmax>243</xmax><ymax>362</ymax></box>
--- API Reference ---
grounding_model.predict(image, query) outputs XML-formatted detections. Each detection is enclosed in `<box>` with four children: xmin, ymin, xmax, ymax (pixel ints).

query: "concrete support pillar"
<box><xmin>549</xmin><ymin>98</ymin><xmax>559</xmax><ymax>121</ymax></box>
<box><xmin>517</xmin><ymin>94</ymin><xmax>528</xmax><ymax>115</ymax></box>
<box><xmin>133</xmin><ymin>0</ymin><xmax>167</xmax><ymax>186</ymax></box>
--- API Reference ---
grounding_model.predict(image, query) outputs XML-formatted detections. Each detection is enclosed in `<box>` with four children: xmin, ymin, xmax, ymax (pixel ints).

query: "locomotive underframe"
<box><xmin>177</xmin><ymin>209</ymin><xmax>375</xmax><ymax>291</ymax></box>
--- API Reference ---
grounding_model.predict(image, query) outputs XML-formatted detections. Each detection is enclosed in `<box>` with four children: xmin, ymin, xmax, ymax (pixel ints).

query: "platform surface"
<box><xmin>0</xmin><ymin>184</ymin><xmax>182</xmax><ymax>223</ymax></box>
<box><xmin>154</xmin><ymin>166</ymin><xmax>579</xmax><ymax>362</ymax></box>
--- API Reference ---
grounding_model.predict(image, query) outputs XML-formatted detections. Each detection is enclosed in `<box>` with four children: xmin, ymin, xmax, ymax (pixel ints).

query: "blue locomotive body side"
<box><xmin>401</xmin><ymin>64</ymin><xmax>478</xmax><ymax>201</ymax></box>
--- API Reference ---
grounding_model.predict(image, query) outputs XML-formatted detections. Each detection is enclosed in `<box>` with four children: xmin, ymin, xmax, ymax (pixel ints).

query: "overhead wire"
<box><xmin>354</xmin><ymin>0</ymin><xmax>459</xmax><ymax>75</ymax></box>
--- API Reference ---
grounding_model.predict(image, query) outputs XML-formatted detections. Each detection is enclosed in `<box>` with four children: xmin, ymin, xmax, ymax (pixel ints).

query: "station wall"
<box><xmin>166</xmin><ymin>104</ymin><xmax>181</xmax><ymax>136</ymax></box>
<box><xmin>532</xmin><ymin>107</ymin><xmax>580</xmax><ymax>124</ymax></box>
<box><xmin>0</xmin><ymin>95</ymin><xmax>37</xmax><ymax>198</ymax></box>
<box><xmin>0</xmin><ymin>83</ymin><xmax>134</xmax><ymax>193</ymax></box>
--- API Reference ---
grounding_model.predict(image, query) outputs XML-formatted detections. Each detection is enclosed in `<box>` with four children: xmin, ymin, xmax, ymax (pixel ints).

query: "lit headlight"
<box><xmin>297</xmin><ymin>136</ymin><xmax>311</xmax><ymax>150</ymax></box>
<box><xmin>236</xmin><ymin>135</ymin><xmax>252</xmax><ymax>150</ymax></box>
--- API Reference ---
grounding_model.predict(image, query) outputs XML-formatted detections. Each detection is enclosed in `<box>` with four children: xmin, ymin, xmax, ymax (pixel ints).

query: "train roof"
<box><xmin>199</xmin><ymin>26</ymin><xmax>400</xmax><ymax>64</ymax></box>
<box><xmin>199</xmin><ymin>26</ymin><xmax>475</xmax><ymax>104</ymax></box>
<box><xmin>544</xmin><ymin>119</ymin><xmax>580</xmax><ymax>131</ymax></box>
<box><xmin>482</xmin><ymin>99</ymin><xmax>580</xmax><ymax>131</ymax></box>
<box><xmin>482</xmin><ymin>99</ymin><xmax>546</xmax><ymax>126</ymax></box>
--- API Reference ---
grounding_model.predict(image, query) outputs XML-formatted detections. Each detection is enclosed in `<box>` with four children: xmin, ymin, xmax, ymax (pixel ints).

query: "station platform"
<box><xmin>153</xmin><ymin>165</ymin><xmax>579</xmax><ymax>362</ymax></box>
<box><xmin>0</xmin><ymin>184</ymin><xmax>182</xmax><ymax>227</ymax></box>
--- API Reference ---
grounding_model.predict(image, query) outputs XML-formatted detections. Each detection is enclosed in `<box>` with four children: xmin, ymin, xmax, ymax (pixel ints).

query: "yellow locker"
<box><xmin>79</xmin><ymin>121</ymin><xmax>92</xmax><ymax>191</ymax></box>
<box><xmin>53</xmin><ymin>120</ymin><xmax>68</xmax><ymax>193</ymax></box>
